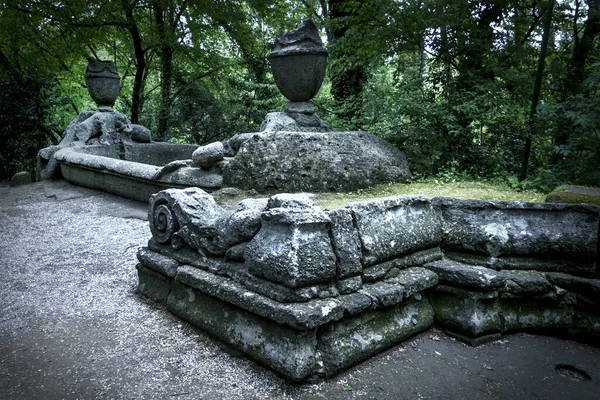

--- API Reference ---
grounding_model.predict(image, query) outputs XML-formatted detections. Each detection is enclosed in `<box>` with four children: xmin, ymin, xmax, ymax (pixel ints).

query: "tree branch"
<box><xmin>520</xmin><ymin>6</ymin><xmax>546</xmax><ymax>45</ymax></box>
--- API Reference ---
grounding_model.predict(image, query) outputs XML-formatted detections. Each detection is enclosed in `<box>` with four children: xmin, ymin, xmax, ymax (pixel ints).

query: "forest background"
<box><xmin>1</xmin><ymin>0</ymin><xmax>599</xmax><ymax>192</ymax></box>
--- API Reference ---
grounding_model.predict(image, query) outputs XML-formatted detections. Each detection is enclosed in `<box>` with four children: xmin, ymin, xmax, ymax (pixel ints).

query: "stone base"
<box><xmin>167</xmin><ymin>280</ymin><xmax>318</xmax><ymax>381</ymax></box>
<box><xmin>222</xmin><ymin>130</ymin><xmax>411</xmax><ymax>193</ymax></box>
<box><xmin>136</xmin><ymin>259</ymin><xmax>435</xmax><ymax>381</ymax></box>
<box><xmin>135</xmin><ymin>192</ymin><xmax>600</xmax><ymax>380</ymax></box>
<box><xmin>429</xmin><ymin>284</ymin><xmax>586</xmax><ymax>344</ymax></box>
<box><xmin>318</xmin><ymin>297</ymin><xmax>433</xmax><ymax>377</ymax></box>
<box><xmin>136</xmin><ymin>263</ymin><xmax>172</xmax><ymax>305</ymax></box>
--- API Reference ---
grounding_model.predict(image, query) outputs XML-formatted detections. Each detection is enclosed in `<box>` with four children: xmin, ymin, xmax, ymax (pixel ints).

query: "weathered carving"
<box><xmin>148</xmin><ymin>187</ymin><xmax>267</xmax><ymax>257</ymax></box>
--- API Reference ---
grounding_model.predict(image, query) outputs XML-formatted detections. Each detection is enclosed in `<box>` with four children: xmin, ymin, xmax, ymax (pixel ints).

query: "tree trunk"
<box><xmin>519</xmin><ymin>0</ymin><xmax>555</xmax><ymax>181</ymax></box>
<box><xmin>123</xmin><ymin>0</ymin><xmax>146</xmax><ymax>124</ymax></box>
<box><xmin>455</xmin><ymin>1</ymin><xmax>505</xmax><ymax>95</ymax></box>
<box><xmin>562</xmin><ymin>0</ymin><xmax>600</xmax><ymax>99</ymax></box>
<box><xmin>155</xmin><ymin>3</ymin><xmax>174</xmax><ymax>139</ymax></box>
<box><xmin>554</xmin><ymin>0</ymin><xmax>600</xmax><ymax>148</ymax></box>
<box><xmin>551</xmin><ymin>0</ymin><xmax>600</xmax><ymax>152</ymax></box>
<box><xmin>327</xmin><ymin>0</ymin><xmax>367</xmax><ymax>121</ymax></box>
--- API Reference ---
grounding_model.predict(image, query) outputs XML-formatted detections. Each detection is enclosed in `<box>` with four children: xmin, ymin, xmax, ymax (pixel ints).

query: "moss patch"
<box><xmin>314</xmin><ymin>179</ymin><xmax>545</xmax><ymax>210</ymax></box>
<box><xmin>545</xmin><ymin>185</ymin><xmax>600</xmax><ymax>206</ymax></box>
<box><xmin>212</xmin><ymin>179</ymin><xmax>546</xmax><ymax>211</ymax></box>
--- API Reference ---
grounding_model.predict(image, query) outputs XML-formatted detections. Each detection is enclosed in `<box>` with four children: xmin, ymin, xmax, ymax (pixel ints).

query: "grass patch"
<box><xmin>213</xmin><ymin>178</ymin><xmax>546</xmax><ymax>210</ymax></box>
<box><xmin>312</xmin><ymin>179</ymin><xmax>545</xmax><ymax>210</ymax></box>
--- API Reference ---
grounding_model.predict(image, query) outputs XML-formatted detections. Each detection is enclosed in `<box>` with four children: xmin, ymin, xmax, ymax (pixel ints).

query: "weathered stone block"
<box><xmin>499</xmin><ymin>297</ymin><xmax>572</xmax><ymax>332</ymax></box>
<box><xmin>217</xmin><ymin>198</ymin><xmax>268</xmax><ymax>246</ymax></box>
<box><xmin>435</xmin><ymin>198</ymin><xmax>599</xmax><ymax>273</ymax></box>
<box><xmin>424</xmin><ymin>259</ymin><xmax>504</xmax><ymax>291</ymax></box>
<box><xmin>268</xmin><ymin>193</ymin><xmax>314</xmax><ymax>209</ymax></box>
<box><xmin>327</xmin><ymin>209</ymin><xmax>363</xmax><ymax>282</ymax></box>
<box><xmin>349</xmin><ymin>196</ymin><xmax>442</xmax><ymax>266</ymax></box>
<box><xmin>259</xmin><ymin>112</ymin><xmax>301</xmax><ymax>132</ymax></box>
<box><xmin>137</xmin><ymin>247</ymin><xmax>180</xmax><ymax>277</ymax></box>
<box><xmin>337</xmin><ymin>276</ymin><xmax>363</xmax><ymax>294</ymax></box>
<box><xmin>546</xmin><ymin>273</ymin><xmax>600</xmax><ymax>301</ymax></box>
<box><xmin>430</xmin><ymin>285</ymin><xmax>501</xmax><ymax>337</ymax></box>
<box><xmin>500</xmin><ymin>270</ymin><xmax>553</xmax><ymax>295</ymax></box>
<box><xmin>359</xmin><ymin>267</ymin><xmax>438</xmax><ymax>308</ymax></box>
<box><xmin>318</xmin><ymin>298</ymin><xmax>434</xmax><ymax>376</ymax></box>
<box><xmin>362</xmin><ymin>247</ymin><xmax>443</xmax><ymax>281</ymax></box>
<box><xmin>129</xmin><ymin>124</ymin><xmax>151</xmax><ymax>143</ymax></box>
<box><xmin>338</xmin><ymin>292</ymin><xmax>374</xmax><ymax>316</ymax></box>
<box><xmin>245</xmin><ymin>208</ymin><xmax>337</xmax><ymax>288</ymax></box>
<box><xmin>224</xmin><ymin>132</ymin><xmax>254</xmax><ymax>154</ymax></box>
<box><xmin>222</xmin><ymin>130</ymin><xmax>410</xmax><ymax>192</ymax></box>
<box><xmin>149</xmin><ymin>188</ymin><xmax>267</xmax><ymax>257</ymax></box>
<box><xmin>175</xmin><ymin>265</ymin><xmax>344</xmax><ymax>330</ymax></box>
<box><xmin>224</xmin><ymin>242</ymin><xmax>247</xmax><ymax>261</ymax></box>
<box><xmin>148</xmin><ymin>187</ymin><xmax>225</xmax><ymax>249</ymax></box>
<box><xmin>234</xmin><ymin>267</ymin><xmax>340</xmax><ymax>303</ymax></box>
<box><xmin>359</xmin><ymin>280</ymin><xmax>406</xmax><ymax>308</ymax></box>
<box><xmin>192</xmin><ymin>141</ymin><xmax>225</xmax><ymax>168</ymax></box>
<box><xmin>167</xmin><ymin>280</ymin><xmax>319</xmax><ymax>381</ymax></box>
<box><xmin>136</xmin><ymin>263</ymin><xmax>172</xmax><ymax>305</ymax></box>
<box><xmin>10</xmin><ymin>171</ymin><xmax>32</xmax><ymax>187</ymax></box>
<box><xmin>390</xmin><ymin>267</ymin><xmax>440</xmax><ymax>297</ymax></box>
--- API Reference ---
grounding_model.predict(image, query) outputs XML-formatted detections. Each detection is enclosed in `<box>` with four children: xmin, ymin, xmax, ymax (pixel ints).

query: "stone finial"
<box><xmin>268</xmin><ymin>20</ymin><xmax>327</xmax><ymax>103</ymax></box>
<box><xmin>271</xmin><ymin>19</ymin><xmax>327</xmax><ymax>56</ymax></box>
<box><xmin>85</xmin><ymin>58</ymin><xmax>120</xmax><ymax>112</ymax></box>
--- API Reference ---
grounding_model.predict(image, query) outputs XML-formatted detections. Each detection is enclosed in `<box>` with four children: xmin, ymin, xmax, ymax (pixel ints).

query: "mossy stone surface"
<box><xmin>318</xmin><ymin>297</ymin><xmax>434</xmax><ymax>376</ymax></box>
<box><xmin>498</xmin><ymin>298</ymin><xmax>572</xmax><ymax>332</ymax></box>
<box><xmin>546</xmin><ymin>185</ymin><xmax>600</xmax><ymax>205</ymax></box>
<box><xmin>167</xmin><ymin>280</ymin><xmax>319</xmax><ymax>381</ymax></box>
<box><xmin>430</xmin><ymin>285</ymin><xmax>501</xmax><ymax>337</ymax></box>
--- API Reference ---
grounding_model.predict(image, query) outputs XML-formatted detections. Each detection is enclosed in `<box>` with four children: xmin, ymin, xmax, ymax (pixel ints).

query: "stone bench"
<box><xmin>137</xmin><ymin>192</ymin><xmax>444</xmax><ymax>381</ymax></box>
<box><xmin>135</xmin><ymin>190</ymin><xmax>599</xmax><ymax>381</ymax></box>
<box><xmin>424</xmin><ymin>259</ymin><xmax>599</xmax><ymax>344</ymax></box>
<box><xmin>426</xmin><ymin>198</ymin><xmax>599</xmax><ymax>345</ymax></box>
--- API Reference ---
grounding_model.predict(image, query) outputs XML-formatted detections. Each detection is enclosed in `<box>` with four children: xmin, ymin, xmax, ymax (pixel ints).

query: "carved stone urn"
<box><xmin>268</xmin><ymin>20</ymin><xmax>327</xmax><ymax>102</ymax></box>
<box><xmin>85</xmin><ymin>58</ymin><xmax>120</xmax><ymax>112</ymax></box>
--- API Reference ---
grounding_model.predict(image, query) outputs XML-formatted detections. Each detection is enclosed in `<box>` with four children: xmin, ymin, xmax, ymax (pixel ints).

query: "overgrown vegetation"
<box><xmin>1</xmin><ymin>0</ymin><xmax>599</xmax><ymax>190</ymax></box>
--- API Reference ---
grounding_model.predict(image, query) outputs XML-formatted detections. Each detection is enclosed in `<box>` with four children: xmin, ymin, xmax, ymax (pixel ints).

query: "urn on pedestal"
<box><xmin>85</xmin><ymin>58</ymin><xmax>120</xmax><ymax>112</ymax></box>
<box><xmin>268</xmin><ymin>20</ymin><xmax>327</xmax><ymax>103</ymax></box>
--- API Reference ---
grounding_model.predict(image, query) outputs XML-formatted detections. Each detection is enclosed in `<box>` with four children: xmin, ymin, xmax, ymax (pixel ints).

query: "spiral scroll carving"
<box><xmin>149</xmin><ymin>200</ymin><xmax>179</xmax><ymax>244</ymax></box>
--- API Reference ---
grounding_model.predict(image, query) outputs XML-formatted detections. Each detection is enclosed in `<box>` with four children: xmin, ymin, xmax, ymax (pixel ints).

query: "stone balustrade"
<box><xmin>136</xmin><ymin>189</ymin><xmax>599</xmax><ymax>381</ymax></box>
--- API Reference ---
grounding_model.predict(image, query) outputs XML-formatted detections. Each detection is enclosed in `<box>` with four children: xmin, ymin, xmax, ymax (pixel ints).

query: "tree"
<box><xmin>519</xmin><ymin>0</ymin><xmax>555</xmax><ymax>181</ymax></box>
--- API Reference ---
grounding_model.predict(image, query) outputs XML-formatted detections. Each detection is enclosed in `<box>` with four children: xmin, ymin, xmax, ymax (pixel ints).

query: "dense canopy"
<box><xmin>1</xmin><ymin>0</ymin><xmax>599</xmax><ymax>189</ymax></box>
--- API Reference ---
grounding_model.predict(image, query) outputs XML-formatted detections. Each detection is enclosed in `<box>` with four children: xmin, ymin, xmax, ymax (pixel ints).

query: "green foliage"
<box><xmin>320</xmin><ymin>0</ymin><xmax>600</xmax><ymax>188</ymax></box>
<box><xmin>0</xmin><ymin>77</ymin><xmax>60</xmax><ymax>178</ymax></box>
<box><xmin>536</xmin><ymin>92</ymin><xmax>600</xmax><ymax>186</ymax></box>
<box><xmin>0</xmin><ymin>0</ymin><xmax>599</xmax><ymax>191</ymax></box>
